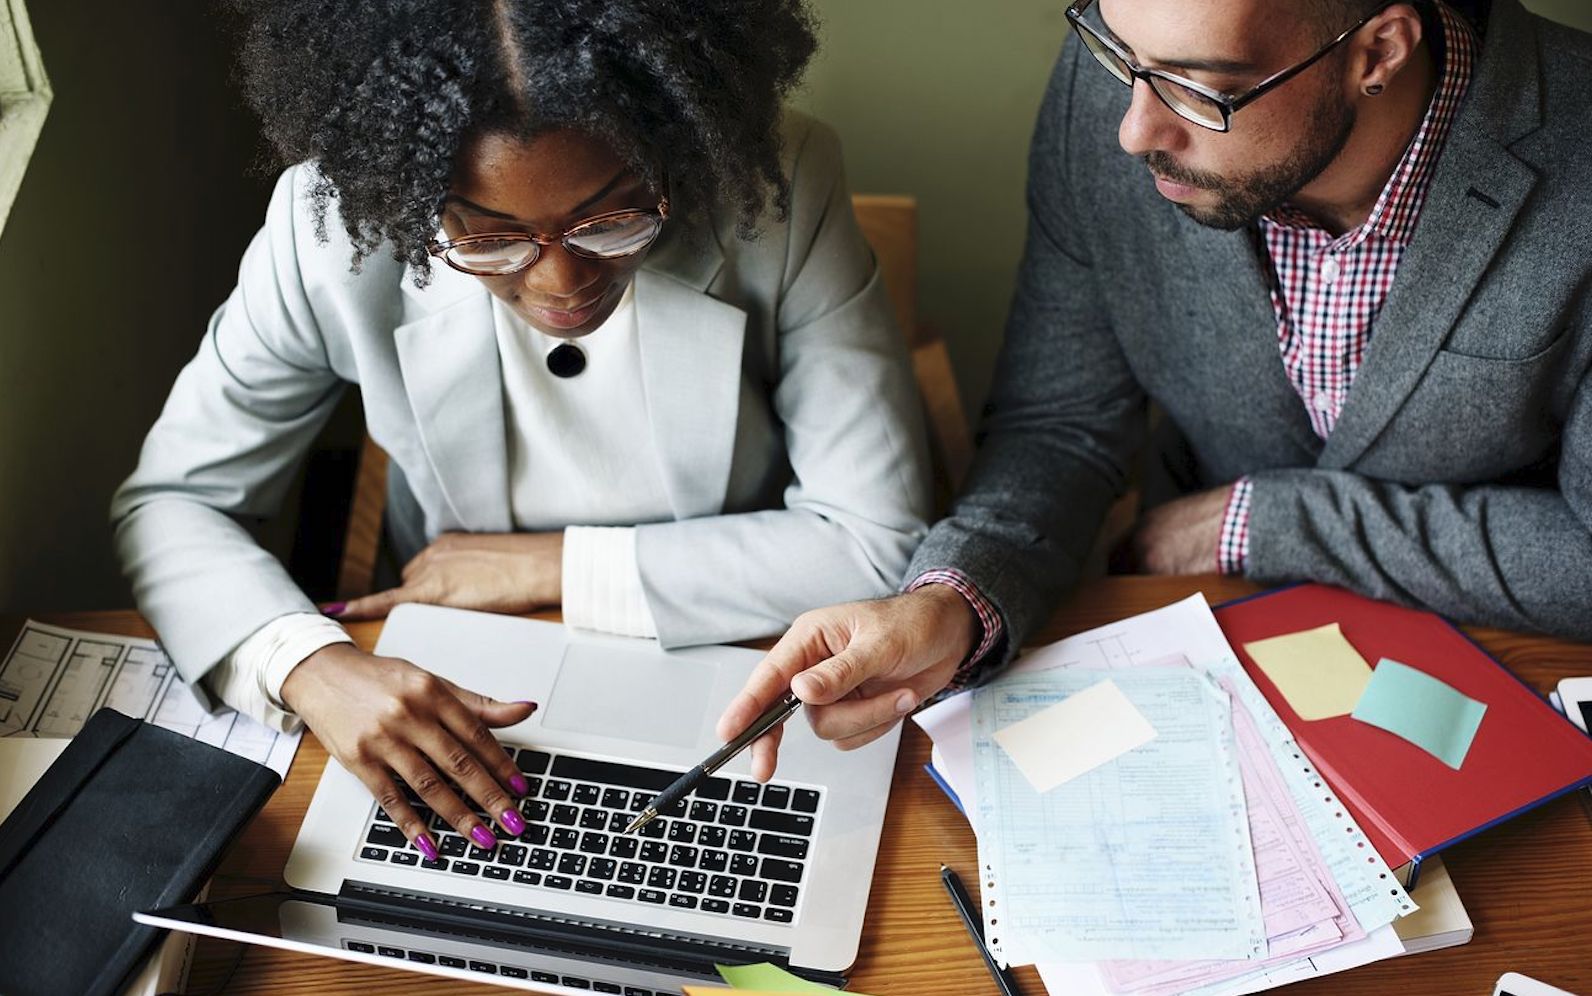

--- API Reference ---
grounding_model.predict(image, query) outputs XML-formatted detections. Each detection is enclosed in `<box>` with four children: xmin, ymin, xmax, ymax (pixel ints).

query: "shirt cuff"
<box><xmin>562</xmin><ymin>526</ymin><xmax>659</xmax><ymax>638</ymax></box>
<box><xmin>207</xmin><ymin>612</ymin><xmax>353</xmax><ymax>733</ymax></box>
<box><xmin>906</xmin><ymin>569</ymin><xmax>1003</xmax><ymax>687</ymax></box>
<box><xmin>1218</xmin><ymin>478</ymin><xmax>1254</xmax><ymax>575</ymax></box>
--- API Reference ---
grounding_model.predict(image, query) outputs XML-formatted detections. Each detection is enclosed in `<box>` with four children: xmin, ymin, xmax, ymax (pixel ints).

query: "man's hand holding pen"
<box><xmin>714</xmin><ymin>585</ymin><xmax>977</xmax><ymax>782</ymax></box>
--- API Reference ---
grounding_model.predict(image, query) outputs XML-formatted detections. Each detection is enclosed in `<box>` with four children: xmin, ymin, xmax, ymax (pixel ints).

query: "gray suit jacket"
<box><xmin>113</xmin><ymin>113</ymin><xmax>931</xmax><ymax>685</ymax></box>
<box><xmin>909</xmin><ymin>0</ymin><xmax>1592</xmax><ymax>665</ymax></box>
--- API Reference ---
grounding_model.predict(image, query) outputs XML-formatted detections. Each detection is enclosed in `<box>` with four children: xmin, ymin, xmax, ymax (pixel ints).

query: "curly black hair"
<box><xmin>228</xmin><ymin>0</ymin><xmax>818</xmax><ymax>278</ymax></box>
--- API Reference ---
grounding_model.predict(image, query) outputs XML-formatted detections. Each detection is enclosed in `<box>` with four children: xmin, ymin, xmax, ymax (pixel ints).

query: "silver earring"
<box><xmin>1364</xmin><ymin>83</ymin><xmax>1385</xmax><ymax>95</ymax></box>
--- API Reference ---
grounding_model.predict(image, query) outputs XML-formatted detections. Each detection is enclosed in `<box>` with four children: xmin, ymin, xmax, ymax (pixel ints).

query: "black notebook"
<box><xmin>0</xmin><ymin>707</ymin><xmax>281</xmax><ymax>996</ymax></box>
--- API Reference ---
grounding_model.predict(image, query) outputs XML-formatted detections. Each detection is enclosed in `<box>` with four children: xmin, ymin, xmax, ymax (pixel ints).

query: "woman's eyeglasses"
<box><xmin>1065</xmin><ymin>0</ymin><xmax>1393</xmax><ymax>133</ymax></box>
<box><xmin>429</xmin><ymin>200</ymin><xmax>669</xmax><ymax>276</ymax></box>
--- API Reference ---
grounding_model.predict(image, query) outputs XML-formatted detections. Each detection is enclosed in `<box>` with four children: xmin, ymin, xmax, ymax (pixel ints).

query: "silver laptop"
<box><xmin>138</xmin><ymin>603</ymin><xmax>900</xmax><ymax>994</ymax></box>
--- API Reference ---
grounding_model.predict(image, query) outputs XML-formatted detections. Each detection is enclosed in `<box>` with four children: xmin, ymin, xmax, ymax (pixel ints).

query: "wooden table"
<box><xmin>22</xmin><ymin>576</ymin><xmax>1592</xmax><ymax>995</ymax></box>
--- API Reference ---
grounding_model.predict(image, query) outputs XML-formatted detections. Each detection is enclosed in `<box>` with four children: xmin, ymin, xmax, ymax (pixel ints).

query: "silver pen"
<box><xmin>623</xmin><ymin>691</ymin><xmax>802</xmax><ymax>835</ymax></box>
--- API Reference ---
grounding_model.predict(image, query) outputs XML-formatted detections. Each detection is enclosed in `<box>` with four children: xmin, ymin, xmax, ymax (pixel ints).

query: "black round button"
<box><xmin>546</xmin><ymin>342</ymin><xmax>587</xmax><ymax>378</ymax></box>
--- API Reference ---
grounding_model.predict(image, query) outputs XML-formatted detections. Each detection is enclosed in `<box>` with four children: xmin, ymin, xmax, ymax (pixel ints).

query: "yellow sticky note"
<box><xmin>708</xmin><ymin>963</ymin><xmax>876</xmax><ymax>994</ymax></box>
<box><xmin>1243</xmin><ymin>622</ymin><xmax>1373</xmax><ymax>721</ymax></box>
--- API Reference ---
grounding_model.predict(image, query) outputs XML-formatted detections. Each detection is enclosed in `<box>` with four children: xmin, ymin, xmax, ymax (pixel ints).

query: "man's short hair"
<box><xmin>1305</xmin><ymin>0</ymin><xmax>1394</xmax><ymax>34</ymax></box>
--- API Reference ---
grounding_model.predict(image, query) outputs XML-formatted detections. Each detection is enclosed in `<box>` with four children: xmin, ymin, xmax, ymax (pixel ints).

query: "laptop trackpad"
<box><xmin>539</xmin><ymin>642</ymin><xmax>715</xmax><ymax>748</ymax></box>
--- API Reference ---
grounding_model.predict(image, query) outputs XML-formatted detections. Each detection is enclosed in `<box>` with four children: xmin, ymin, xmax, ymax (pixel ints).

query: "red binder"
<box><xmin>1215</xmin><ymin>583</ymin><xmax>1592</xmax><ymax>889</ymax></box>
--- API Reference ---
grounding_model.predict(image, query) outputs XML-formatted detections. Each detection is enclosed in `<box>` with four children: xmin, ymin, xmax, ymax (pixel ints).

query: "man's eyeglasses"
<box><xmin>429</xmin><ymin>200</ymin><xmax>669</xmax><ymax>276</ymax></box>
<box><xmin>1065</xmin><ymin>0</ymin><xmax>1394</xmax><ymax>132</ymax></box>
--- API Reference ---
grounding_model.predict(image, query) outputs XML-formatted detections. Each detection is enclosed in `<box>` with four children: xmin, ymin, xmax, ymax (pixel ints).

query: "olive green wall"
<box><xmin>0</xmin><ymin>0</ymin><xmax>1587</xmax><ymax>615</ymax></box>
<box><xmin>792</xmin><ymin>0</ymin><xmax>1592</xmax><ymax>417</ymax></box>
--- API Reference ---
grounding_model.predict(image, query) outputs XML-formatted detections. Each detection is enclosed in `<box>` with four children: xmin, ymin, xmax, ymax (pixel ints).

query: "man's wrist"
<box><xmin>905</xmin><ymin>569</ymin><xmax>1004</xmax><ymax>680</ymax></box>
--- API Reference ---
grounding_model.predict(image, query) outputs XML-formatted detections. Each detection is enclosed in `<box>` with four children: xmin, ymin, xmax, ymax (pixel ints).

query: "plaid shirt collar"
<box><xmin>1263</xmin><ymin>1</ymin><xmax>1477</xmax><ymax>249</ymax></box>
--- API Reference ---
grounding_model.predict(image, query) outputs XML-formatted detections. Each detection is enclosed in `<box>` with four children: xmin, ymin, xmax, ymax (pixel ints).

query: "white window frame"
<box><xmin>0</xmin><ymin>0</ymin><xmax>50</xmax><ymax>237</ymax></box>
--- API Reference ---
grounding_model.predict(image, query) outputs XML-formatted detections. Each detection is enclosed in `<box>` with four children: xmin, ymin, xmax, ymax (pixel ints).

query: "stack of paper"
<box><xmin>915</xmin><ymin>595</ymin><xmax>1421</xmax><ymax>996</ymax></box>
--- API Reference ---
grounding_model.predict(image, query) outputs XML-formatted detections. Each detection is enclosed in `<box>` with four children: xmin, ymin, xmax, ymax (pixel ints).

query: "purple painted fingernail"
<box><xmin>322</xmin><ymin>601</ymin><xmax>346</xmax><ymax>617</ymax></box>
<box><xmin>510</xmin><ymin>773</ymin><xmax>530</xmax><ymax>796</ymax></box>
<box><xmin>501</xmin><ymin>808</ymin><xmax>526</xmax><ymax>836</ymax></box>
<box><xmin>515</xmin><ymin>700</ymin><xmax>539</xmax><ymax>712</ymax></box>
<box><xmin>470</xmin><ymin>825</ymin><xmax>498</xmax><ymax>849</ymax></box>
<box><xmin>415</xmin><ymin>833</ymin><xmax>439</xmax><ymax>862</ymax></box>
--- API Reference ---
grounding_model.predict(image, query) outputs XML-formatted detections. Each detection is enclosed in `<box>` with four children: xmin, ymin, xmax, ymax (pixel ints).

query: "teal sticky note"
<box><xmin>1350</xmin><ymin>658</ymin><xmax>1487</xmax><ymax>769</ymax></box>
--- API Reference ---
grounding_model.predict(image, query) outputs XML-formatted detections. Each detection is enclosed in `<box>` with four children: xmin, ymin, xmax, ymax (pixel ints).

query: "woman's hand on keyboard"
<box><xmin>282</xmin><ymin>644</ymin><xmax>537</xmax><ymax>860</ymax></box>
<box><xmin>715</xmin><ymin>585</ymin><xmax>975</xmax><ymax>781</ymax></box>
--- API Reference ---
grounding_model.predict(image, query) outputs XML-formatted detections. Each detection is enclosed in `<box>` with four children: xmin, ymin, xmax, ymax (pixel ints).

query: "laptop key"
<box><xmin>421</xmin><ymin>857</ymin><xmax>449</xmax><ymax>872</ymax></box>
<box><xmin>551</xmin><ymin>828</ymin><xmax>580</xmax><ymax>849</ymax></box>
<box><xmin>468</xmin><ymin>845</ymin><xmax>495</xmax><ymax>862</ymax></box>
<box><xmin>607</xmin><ymin>812</ymin><xmax>631</xmax><ymax>833</ymax></box>
<box><xmin>544</xmin><ymin>875</ymin><xmax>573</xmax><ymax>890</ymax></box>
<box><xmin>732</xmin><ymin>903</ymin><xmax>761</xmax><ymax>918</ymax></box>
<box><xmin>544</xmin><ymin>780</ymin><xmax>572</xmax><ymax>801</ymax></box>
<box><xmin>639</xmin><ymin>841</ymin><xmax>668</xmax><ymax>863</ymax></box>
<box><xmin>451</xmin><ymin>861</ymin><xmax>480</xmax><ymax>876</ymax></box>
<box><xmin>761</xmin><ymin>858</ymin><xmax>804</xmax><ymax>883</ymax></box>
<box><xmin>469</xmin><ymin>961</ymin><xmax>497</xmax><ymax>974</ymax></box>
<box><xmin>770</xmin><ymin>884</ymin><xmax>799</xmax><ymax>907</ymax></box>
<box><xmin>581</xmin><ymin>831</ymin><xmax>609</xmax><ymax>854</ymax></box>
<box><xmin>524</xmin><ymin>800</ymin><xmax>551</xmax><ymax>822</ymax></box>
<box><xmin>697</xmin><ymin>826</ymin><xmax>727</xmax><ymax>848</ymax></box>
<box><xmin>513</xmin><ymin>870</ymin><xmax>542</xmax><ymax>886</ymax></box>
<box><xmin>638</xmin><ymin>819</ymin><xmax>667</xmax><ymax>839</ymax></box>
<box><xmin>390</xmin><ymin>850</ymin><xmax>419</xmax><ymax>866</ymax></box>
<box><xmin>717</xmin><ymin>805</ymin><xmax>748</xmax><ymax>827</ymax></box>
<box><xmin>561</xmin><ymin>977</ymin><xmax>591</xmax><ymax>990</ymax></box>
<box><xmin>594</xmin><ymin>983</ymin><xmax>623</xmax><ymax>995</ymax></box>
<box><xmin>700</xmin><ymin>849</ymin><xmax>729</xmax><ymax>872</ymax></box>
<box><xmin>668</xmin><ymin>894</ymin><xmax>698</xmax><ymax>910</ymax></box>
<box><xmin>738</xmin><ymin>879</ymin><xmax>768</xmax><ymax>903</ymax></box>
<box><xmin>638</xmin><ymin>889</ymin><xmax>666</xmax><ymax>904</ymax></box>
<box><xmin>558</xmin><ymin>853</ymin><xmax>588</xmax><ymax>876</ymax></box>
<box><xmin>501</xmin><ymin>966</ymin><xmax>529</xmax><ymax>979</ymax></box>
<box><xmin>618</xmin><ymin>862</ymin><xmax>647</xmax><ymax>884</ymax></box>
<box><xmin>360</xmin><ymin>846</ymin><xmax>388</xmax><ymax>861</ymax></box>
<box><xmin>522</xmin><ymin>824</ymin><xmax>550</xmax><ymax>846</ymax></box>
<box><xmin>666</xmin><ymin>822</ymin><xmax>697</xmax><ymax>844</ymax></box>
<box><xmin>732</xmin><ymin>781</ymin><xmax>760</xmax><ymax>805</ymax></box>
<box><xmin>647</xmin><ymin>867</ymin><xmax>677</xmax><ymax>889</ymax></box>
<box><xmin>764</xmin><ymin>907</ymin><xmax>794</xmax><ymax>923</ymax></box>
<box><xmin>373</xmin><ymin>808</ymin><xmax>394</xmax><ymax>824</ymax></box>
<box><xmin>629</xmin><ymin>791</ymin><xmax>650</xmax><ymax>811</ymax></box>
<box><xmin>601</xmin><ymin>788</ymin><xmax>630</xmax><ymax>810</ymax></box>
<box><xmin>589</xmin><ymin>858</ymin><xmax>617</xmax><ymax>880</ymax></box>
<box><xmin>689</xmin><ymin>801</ymin><xmax>718</xmax><ymax>822</ymax></box>
<box><xmin>520</xmin><ymin>777</ymin><xmax>542</xmax><ymax>798</ymax></box>
<box><xmin>728</xmin><ymin>830</ymin><xmax>757</xmax><ymax>852</ymax></box>
<box><xmin>580</xmin><ymin>809</ymin><xmax>608</xmax><ymax>830</ymax></box>
<box><xmin>697</xmin><ymin>777</ymin><xmax>731</xmax><ymax>801</ymax></box>
<box><xmin>701</xmin><ymin>899</ymin><xmax>731</xmax><ymax>914</ymax></box>
<box><xmin>573</xmin><ymin>783</ymin><xmax>601</xmax><ymax>805</ymax></box>
<box><xmin>439</xmin><ymin>835</ymin><xmax>469</xmax><ymax>858</ymax></box>
<box><xmin>497</xmin><ymin>844</ymin><xmax>528</xmax><ymax>866</ymax></box>
<box><xmin>515</xmin><ymin>749</ymin><xmax>551</xmax><ymax>775</ymax></box>
<box><xmin>551</xmin><ymin>755</ymin><xmax>680</xmax><ymax>791</ymax></box>
<box><xmin>551</xmin><ymin>804</ymin><xmax>580</xmax><ymax>826</ymax></box>
<box><xmin>529</xmin><ymin>848</ymin><xmax>557</xmax><ymax>870</ymax></box>
<box><xmin>730</xmin><ymin>854</ymin><xmax>759</xmax><ymax>876</ymax></box>
<box><xmin>606</xmin><ymin>884</ymin><xmax>635</xmax><ymax>899</ymax></box>
<box><xmin>532</xmin><ymin>970</ymin><xmax>559</xmax><ymax>984</ymax></box>
<box><xmin>749</xmin><ymin>810</ymin><xmax>814</xmax><ymax>836</ymax></box>
<box><xmin>377</xmin><ymin>945</ymin><xmax>404</xmax><ymax>958</ymax></box>
<box><xmin>483</xmin><ymin>865</ymin><xmax>511</xmax><ymax>881</ymax></box>
<box><xmin>678</xmin><ymin>871</ymin><xmax>707</xmax><ymax>894</ymax></box>
<box><xmin>668</xmin><ymin>845</ymin><xmax>699</xmax><ymax>868</ymax></box>
<box><xmin>439</xmin><ymin>955</ymin><xmax>467</xmax><ymax>967</ymax></box>
<box><xmin>792</xmin><ymin>789</ymin><xmax>820</xmax><ymax>813</ymax></box>
<box><xmin>709</xmin><ymin>875</ymin><xmax>737</xmax><ymax>898</ymax></box>
<box><xmin>757</xmin><ymin>834</ymin><xmax>809</xmax><ymax>860</ymax></box>
<box><xmin>576</xmin><ymin>879</ymin><xmax>603</xmax><ymax>895</ymax></box>
<box><xmin>760</xmin><ymin>785</ymin><xmax>790</xmax><ymax>809</ymax></box>
<box><xmin>609</xmin><ymin>836</ymin><xmax>639</xmax><ymax>859</ymax></box>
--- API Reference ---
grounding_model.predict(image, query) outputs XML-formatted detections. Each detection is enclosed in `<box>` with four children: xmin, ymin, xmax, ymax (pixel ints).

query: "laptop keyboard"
<box><xmin>355</xmin><ymin>747</ymin><xmax>822</xmax><ymax>927</ymax></box>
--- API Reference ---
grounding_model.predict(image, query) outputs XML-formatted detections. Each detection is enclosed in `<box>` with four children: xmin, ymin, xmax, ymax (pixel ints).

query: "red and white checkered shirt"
<box><xmin>924</xmin><ymin>3</ymin><xmax>1478</xmax><ymax>672</ymax></box>
<box><xmin>1218</xmin><ymin>0</ymin><xmax>1477</xmax><ymax>574</ymax></box>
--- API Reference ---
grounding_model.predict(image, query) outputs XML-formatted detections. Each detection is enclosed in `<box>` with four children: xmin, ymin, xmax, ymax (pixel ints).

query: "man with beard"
<box><xmin>717</xmin><ymin>0</ymin><xmax>1592</xmax><ymax>778</ymax></box>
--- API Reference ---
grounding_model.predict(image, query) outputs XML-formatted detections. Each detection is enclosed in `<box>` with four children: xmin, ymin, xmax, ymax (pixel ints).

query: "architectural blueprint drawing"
<box><xmin>0</xmin><ymin>620</ymin><xmax>299</xmax><ymax>777</ymax></box>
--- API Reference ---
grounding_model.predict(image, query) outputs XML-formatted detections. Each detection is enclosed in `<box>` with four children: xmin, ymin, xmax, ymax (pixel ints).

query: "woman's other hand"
<box><xmin>336</xmin><ymin>531</ymin><xmax>562</xmax><ymax>621</ymax></box>
<box><xmin>281</xmin><ymin>643</ymin><xmax>538</xmax><ymax>860</ymax></box>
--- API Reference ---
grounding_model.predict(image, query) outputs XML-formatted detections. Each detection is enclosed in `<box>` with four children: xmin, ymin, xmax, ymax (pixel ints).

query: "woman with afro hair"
<box><xmin>112</xmin><ymin>0</ymin><xmax>929</xmax><ymax>858</ymax></box>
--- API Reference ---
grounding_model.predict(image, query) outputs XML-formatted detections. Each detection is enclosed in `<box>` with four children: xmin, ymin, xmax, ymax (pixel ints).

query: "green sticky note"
<box><xmin>713</xmin><ymin>962</ymin><xmax>841</xmax><ymax>992</ymax></box>
<box><xmin>1350</xmin><ymin>658</ymin><xmax>1487</xmax><ymax>769</ymax></box>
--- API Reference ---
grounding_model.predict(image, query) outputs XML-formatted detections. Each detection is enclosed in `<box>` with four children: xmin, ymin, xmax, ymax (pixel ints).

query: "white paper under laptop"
<box><xmin>139</xmin><ymin>604</ymin><xmax>901</xmax><ymax>994</ymax></box>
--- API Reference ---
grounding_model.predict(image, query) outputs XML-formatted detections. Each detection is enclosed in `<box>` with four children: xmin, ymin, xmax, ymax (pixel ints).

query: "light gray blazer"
<box><xmin>113</xmin><ymin>112</ymin><xmax>932</xmax><ymax>685</ymax></box>
<box><xmin>909</xmin><ymin>0</ymin><xmax>1592</xmax><ymax>664</ymax></box>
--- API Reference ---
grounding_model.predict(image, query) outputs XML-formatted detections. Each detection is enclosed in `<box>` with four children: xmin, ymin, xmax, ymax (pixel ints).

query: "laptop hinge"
<box><xmin>335</xmin><ymin>883</ymin><xmax>846</xmax><ymax>988</ymax></box>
